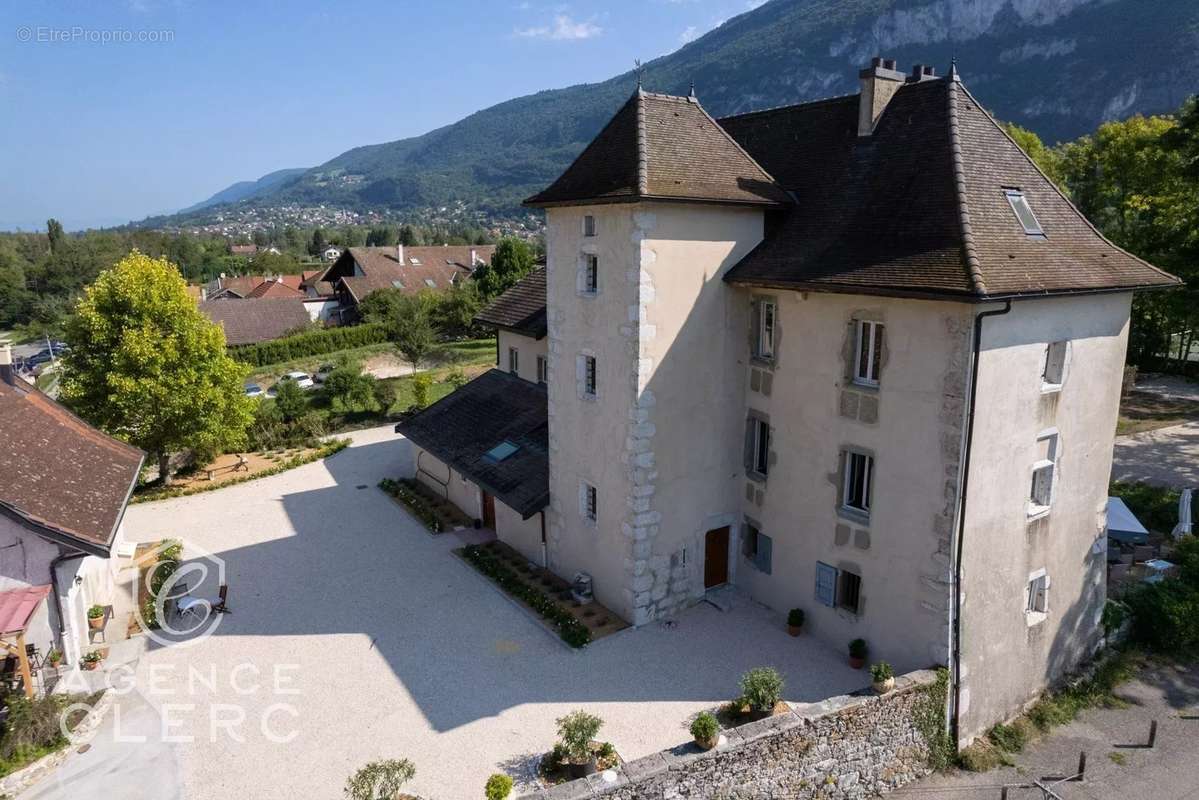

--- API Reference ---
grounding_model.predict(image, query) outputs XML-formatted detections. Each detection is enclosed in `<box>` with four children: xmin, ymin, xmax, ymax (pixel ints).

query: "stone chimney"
<box><xmin>397</xmin><ymin>244</ymin><xmax>405</xmax><ymax>264</ymax></box>
<box><xmin>0</xmin><ymin>343</ymin><xmax>13</xmax><ymax>386</ymax></box>
<box><xmin>907</xmin><ymin>63</ymin><xmax>937</xmax><ymax>83</ymax></box>
<box><xmin>858</xmin><ymin>56</ymin><xmax>906</xmax><ymax>137</ymax></box>
<box><xmin>470</xmin><ymin>248</ymin><xmax>478</xmax><ymax>267</ymax></box>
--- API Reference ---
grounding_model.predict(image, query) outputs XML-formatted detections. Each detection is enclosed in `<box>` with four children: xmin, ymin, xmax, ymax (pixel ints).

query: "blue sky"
<box><xmin>0</xmin><ymin>0</ymin><xmax>763</xmax><ymax>231</ymax></box>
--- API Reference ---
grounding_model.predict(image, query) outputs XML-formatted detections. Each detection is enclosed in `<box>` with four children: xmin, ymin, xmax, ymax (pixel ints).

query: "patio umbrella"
<box><xmin>1171</xmin><ymin>488</ymin><xmax>1193</xmax><ymax>540</ymax></box>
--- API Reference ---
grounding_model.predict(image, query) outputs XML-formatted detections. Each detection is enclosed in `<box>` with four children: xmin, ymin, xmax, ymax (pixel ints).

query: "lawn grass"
<box><xmin>441</xmin><ymin>337</ymin><xmax>497</xmax><ymax>366</ymax></box>
<box><xmin>247</xmin><ymin>337</ymin><xmax>496</xmax><ymax>383</ymax></box>
<box><xmin>0</xmin><ymin>328</ymin><xmax>35</xmax><ymax>345</ymax></box>
<box><xmin>1117</xmin><ymin>390</ymin><xmax>1199</xmax><ymax>435</ymax></box>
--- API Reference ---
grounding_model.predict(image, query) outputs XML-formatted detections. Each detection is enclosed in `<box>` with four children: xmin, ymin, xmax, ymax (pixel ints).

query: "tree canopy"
<box><xmin>472</xmin><ymin>237</ymin><xmax>535</xmax><ymax>300</ymax></box>
<box><xmin>59</xmin><ymin>251</ymin><xmax>254</xmax><ymax>481</ymax></box>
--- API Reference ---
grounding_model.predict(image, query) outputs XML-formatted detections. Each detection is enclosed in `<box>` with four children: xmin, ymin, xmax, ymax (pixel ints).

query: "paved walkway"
<box><xmin>95</xmin><ymin>424</ymin><xmax>864</xmax><ymax>800</ymax></box>
<box><xmin>1112</xmin><ymin>422</ymin><xmax>1199</xmax><ymax>489</ymax></box>
<box><xmin>902</xmin><ymin>660</ymin><xmax>1199</xmax><ymax>800</ymax></box>
<box><xmin>1133</xmin><ymin>374</ymin><xmax>1199</xmax><ymax>403</ymax></box>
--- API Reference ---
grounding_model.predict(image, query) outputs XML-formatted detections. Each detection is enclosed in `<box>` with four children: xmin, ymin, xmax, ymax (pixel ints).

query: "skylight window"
<box><xmin>410</xmin><ymin>257</ymin><xmax>422</xmax><ymax>265</ymax></box>
<box><xmin>1004</xmin><ymin>189</ymin><xmax>1044</xmax><ymax>236</ymax></box>
<box><xmin>424</xmin><ymin>278</ymin><xmax>437</xmax><ymax>288</ymax></box>
<box><xmin>485</xmin><ymin>441</ymin><xmax>519</xmax><ymax>462</ymax></box>
<box><xmin>391</xmin><ymin>280</ymin><xmax>405</xmax><ymax>289</ymax></box>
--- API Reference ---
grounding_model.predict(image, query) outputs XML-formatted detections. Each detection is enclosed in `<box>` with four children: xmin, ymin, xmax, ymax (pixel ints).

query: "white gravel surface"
<box><xmin>113</xmin><ymin>424</ymin><xmax>864</xmax><ymax>800</ymax></box>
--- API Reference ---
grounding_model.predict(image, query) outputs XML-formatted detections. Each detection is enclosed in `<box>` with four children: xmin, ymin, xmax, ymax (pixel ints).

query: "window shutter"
<box><xmin>816</xmin><ymin>562</ymin><xmax>837</xmax><ymax>607</ymax></box>
<box><xmin>756</xmin><ymin>533</ymin><xmax>772</xmax><ymax>575</ymax></box>
<box><xmin>743</xmin><ymin>419</ymin><xmax>756</xmax><ymax>472</ymax></box>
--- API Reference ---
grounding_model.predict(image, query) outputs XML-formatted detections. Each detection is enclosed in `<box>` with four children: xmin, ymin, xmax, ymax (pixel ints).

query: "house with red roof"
<box><xmin>0</xmin><ymin>344</ymin><xmax>144</xmax><ymax>670</ymax></box>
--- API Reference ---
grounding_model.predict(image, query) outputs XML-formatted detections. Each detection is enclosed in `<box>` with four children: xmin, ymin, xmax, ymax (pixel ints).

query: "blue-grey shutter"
<box><xmin>815</xmin><ymin>562</ymin><xmax>837</xmax><ymax>607</ymax></box>
<box><xmin>756</xmin><ymin>534</ymin><xmax>773</xmax><ymax>575</ymax></box>
<box><xmin>743</xmin><ymin>419</ymin><xmax>756</xmax><ymax>472</ymax></box>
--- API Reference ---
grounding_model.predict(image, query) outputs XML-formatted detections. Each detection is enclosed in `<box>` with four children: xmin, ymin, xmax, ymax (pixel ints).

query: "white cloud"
<box><xmin>679</xmin><ymin>25</ymin><xmax>698</xmax><ymax>44</ymax></box>
<box><xmin>516</xmin><ymin>14</ymin><xmax>602</xmax><ymax>40</ymax></box>
<box><xmin>746</xmin><ymin>0</ymin><xmax>766</xmax><ymax>9</ymax></box>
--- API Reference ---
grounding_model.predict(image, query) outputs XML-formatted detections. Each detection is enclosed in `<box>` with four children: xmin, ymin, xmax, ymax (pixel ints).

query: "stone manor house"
<box><xmin>398</xmin><ymin>57</ymin><xmax>1178</xmax><ymax>743</ymax></box>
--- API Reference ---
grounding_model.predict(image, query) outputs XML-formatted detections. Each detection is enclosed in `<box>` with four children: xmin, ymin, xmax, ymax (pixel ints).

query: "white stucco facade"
<box><xmin>498</xmin><ymin>329</ymin><xmax>547</xmax><ymax>385</ymax></box>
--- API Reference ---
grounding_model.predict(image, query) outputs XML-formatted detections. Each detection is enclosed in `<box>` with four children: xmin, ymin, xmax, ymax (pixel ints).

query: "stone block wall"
<box><xmin>520</xmin><ymin>669</ymin><xmax>944</xmax><ymax>800</ymax></box>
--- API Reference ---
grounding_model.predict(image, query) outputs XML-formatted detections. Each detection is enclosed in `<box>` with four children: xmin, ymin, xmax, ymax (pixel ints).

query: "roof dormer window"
<box><xmin>1004</xmin><ymin>189</ymin><xmax>1044</xmax><ymax>237</ymax></box>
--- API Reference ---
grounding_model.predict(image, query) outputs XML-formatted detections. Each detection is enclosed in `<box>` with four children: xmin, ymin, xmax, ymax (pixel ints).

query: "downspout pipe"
<box><xmin>50</xmin><ymin>549</ymin><xmax>87</xmax><ymax>641</ymax></box>
<box><xmin>950</xmin><ymin>299</ymin><xmax>1012</xmax><ymax>746</ymax></box>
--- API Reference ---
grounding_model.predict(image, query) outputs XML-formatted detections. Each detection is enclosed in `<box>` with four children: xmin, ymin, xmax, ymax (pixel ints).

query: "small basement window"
<box><xmin>485</xmin><ymin>441</ymin><xmax>519</xmax><ymax>462</ymax></box>
<box><xmin>1004</xmin><ymin>189</ymin><xmax>1044</xmax><ymax>236</ymax></box>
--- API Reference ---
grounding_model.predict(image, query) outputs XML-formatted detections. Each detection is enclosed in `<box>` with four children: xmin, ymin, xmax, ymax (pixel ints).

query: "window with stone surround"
<box><xmin>583</xmin><ymin>214</ymin><xmax>596</xmax><ymax>237</ymax></box>
<box><xmin>579</xmin><ymin>354</ymin><xmax>597</xmax><ymax>399</ymax></box>
<box><xmin>1029</xmin><ymin>430</ymin><xmax>1058</xmax><ymax>518</ymax></box>
<box><xmin>751</xmin><ymin>296</ymin><xmax>776</xmax><ymax>361</ymax></box>
<box><xmin>841</xmin><ymin>450</ymin><xmax>873</xmax><ymax>518</ymax></box>
<box><xmin>1042</xmin><ymin>341</ymin><xmax>1067</xmax><ymax>391</ymax></box>
<box><xmin>508</xmin><ymin>346</ymin><xmax>519</xmax><ymax>375</ymax></box>
<box><xmin>536</xmin><ymin>355</ymin><xmax>548</xmax><ymax>384</ymax></box>
<box><xmin>580</xmin><ymin>253</ymin><xmax>598</xmax><ymax>295</ymax></box>
<box><xmin>744</xmin><ymin>416</ymin><xmax>770</xmax><ymax>479</ymax></box>
<box><xmin>852</xmin><ymin>320</ymin><xmax>884</xmax><ymax>386</ymax></box>
<box><xmin>1026</xmin><ymin>569</ymin><xmax>1049</xmax><ymax>624</ymax></box>
<box><xmin>741</xmin><ymin>522</ymin><xmax>772</xmax><ymax>574</ymax></box>
<box><xmin>580</xmin><ymin>482</ymin><xmax>597</xmax><ymax>525</ymax></box>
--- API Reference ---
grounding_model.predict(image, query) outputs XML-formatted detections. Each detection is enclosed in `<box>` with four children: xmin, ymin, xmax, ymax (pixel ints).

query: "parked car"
<box><xmin>278</xmin><ymin>371</ymin><xmax>315</xmax><ymax>390</ymax></box>
<box><xmin>313</xmin><ymin>364</ymin><xmax>336</xmax><ymax>384</ymax></box>
<box><xmin>244</xmin><ymin>382</ymin><xmax>265</xmax><ymax>398</ymax></box>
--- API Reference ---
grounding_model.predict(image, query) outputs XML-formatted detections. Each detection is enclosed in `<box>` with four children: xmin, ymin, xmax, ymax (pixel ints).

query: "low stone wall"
<box><xmin>521</xmin><ymin>669</ymin><xmax>944</xmax><ymax>800</ymax></box>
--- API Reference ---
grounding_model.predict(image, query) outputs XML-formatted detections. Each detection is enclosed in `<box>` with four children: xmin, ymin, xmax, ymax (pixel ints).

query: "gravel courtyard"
<box><xmin>106</xmin><ymin>425</ymin><xmax>865</xmax><ymax>800</ymax></box>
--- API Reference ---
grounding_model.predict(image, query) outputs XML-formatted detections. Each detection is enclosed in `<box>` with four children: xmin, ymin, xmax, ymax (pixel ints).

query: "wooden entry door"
<box><xmin>481</xmin><ymin>491</ymin><xmax>496</xmax><ymax>530</ymax></box>
<box><xmin>704</xmin><ymin>526</ymin><xmax>730</xmax><ymax>589</ymax></box>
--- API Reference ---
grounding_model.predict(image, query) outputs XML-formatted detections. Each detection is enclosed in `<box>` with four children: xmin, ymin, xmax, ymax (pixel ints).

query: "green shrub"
<box><xmin>1124</xmin><ymin>578</ymin><xmax>1199</xmax><ymax>653</ymax></box>
<box><xmin>739</xmin><ymin>667</ymin><xmax>784</xmax><ymax>712</ymax></box>
<box><xmin>1109</xmin><ymin>481</ymin><xmax>1181</xmax><ymax>534</ymax></box>
<box><xmin>379</xmin><ymin>478</ymin><xmax>443</xmax><ymax>532</ymax></box>
<box><xmin>230</xmin><ymin>323</ymin><xmax>389</xmax><ymax>368</ymax></box>
<box><xmin>344</xmin><ymin>758</ymin><xmax>415</xmax><ymax>800</ymax></box>
<box><xmin>958</xmin><ymin>741</ymin><xmax>1005</xmax><ymax>772</ymax></box>
<box><xmin>988</xmin><ymin>722</ymin><xmax>1028</xmax><ymax>753</ymax></box>
<box><xmin>870</xmin><ymin>661</ymin><xmax>893</xmax><ymax>682</ymax></box>
<box><xmin>412</xmin><ymin>373</ymin><xmax>433</xmax><ymax>409</ymax></box>
<box><xmin>446</xmin><ymin>367</ymin><xmax>468</xmax><ymax>390</ymax></box>
<box><xmin>849</xmin><ymin>638</ymin><xmax>868</xmax><ymax>660</ymax></box>
<box><xmin>787</xmin><ymin>608</ymin><xmax>804</xmax><ymax>627</ymax></box>
<box><xmin>556</xmin><ymin>710</ymin><xmax>602</xmax><ymax>763</ymax></box>
<box><xmin>273</xmin><ymin>379</ymin><xmax>307</xmax><ymax>422</ymax></box>
<box><xmin>484</xmin><ymin>773</ymin><xmax>512</xmax><ymax>800</ymax></box>
<box><xmin>690</xmin><ymin>712</ymin><xmax>719</xmax><ymax>742</ymax></box>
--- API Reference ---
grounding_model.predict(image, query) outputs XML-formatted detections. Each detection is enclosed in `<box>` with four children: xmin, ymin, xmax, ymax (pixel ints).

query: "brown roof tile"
<box><xmin>474</xmin><ymin>267</ymin><xmax>547</xmax><ymax>338</ymax></box>
<box><xmin>395</xmin><ymin>369</ymin><xmax>548</xmax><ymax>518</ymax></box>
<box><xmin>315</xmin><ymin>246</ymin><xmax>496</xmax><ymax>302</ymax></box>
<box><xmin>524</xmin><ymin>91</ymin><xmax>790</xmax><ymax>208</ymax></box>
<box><xmin>0</xmin><ymin>377</ymin><xmax>143</xmax><ymax>552</ymax></box>
<box><xmin>200</xmin><ymin>298</ymin><xmax>312</xmax><ymax>345</ymax></box>
<box><xmin>246</xmin><ymin>279</ymin><xmax>306</xmax><ymax>299</ymax></box>
<box><xmin>721</xmin><ymin>77</ymin><xmax>1178</xmax><ymax>299</ymax></box>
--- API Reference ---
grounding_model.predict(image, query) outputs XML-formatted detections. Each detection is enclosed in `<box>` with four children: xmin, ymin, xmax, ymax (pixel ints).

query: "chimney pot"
<box><xmin>871</xmin><ymin>56</ymin><xmax>883</xmax><ymax>67</ymax></box>
<box><xmin>883</xmin><ymin>58</ymin><xmax>897</xmax><ymax>70</ymax></box>
<box><xmin>397</xmin><ymin>243</ymin><xmax>405</xmax><ymax>264</ymax></box>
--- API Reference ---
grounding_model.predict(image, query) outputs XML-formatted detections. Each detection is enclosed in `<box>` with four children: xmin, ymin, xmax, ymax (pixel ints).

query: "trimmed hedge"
<box><xmin>131</xmin><ymin>439</ymin><xmax>350</xmax><ymax>503</ymax></box>
<box><xmin>229</xmin><ymin>323</ymin><xmax>389</xmax><ymax>367</ymax></box>
<box><xmin>461</xmin><ymin>544</ymin><xmax>592</xmax><ymax>648</ymax></box>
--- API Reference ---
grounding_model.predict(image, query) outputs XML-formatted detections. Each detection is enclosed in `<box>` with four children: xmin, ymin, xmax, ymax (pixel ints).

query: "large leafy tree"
<box><xmin>472</xmin><ymin>237</ymin><xmax>534</xmax><ymax>300</ymax></box>
<box><xmin>59</xmin><ymin>251</ymin><xmax>254</xmax><ymax>483</ymax></box>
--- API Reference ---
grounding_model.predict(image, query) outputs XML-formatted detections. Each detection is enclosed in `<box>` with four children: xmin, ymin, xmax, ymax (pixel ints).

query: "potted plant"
<box><xmin>87</xmin><ymin>605</ymin><xmax>105</xmax><ymax>630</ymax></box>
<box><xmin>786</xmin><ymin>608</ymin><xmax>805</xmax><ymax>636</ymax></box>
<box><xmin>871</xmin><ymin>661</ymin><xmax>895</xmax><ymax>693</ymax></box>
<box><xmin>690</xmin><ymin>712</ymin><xmax>719</xmax><ymax>750</ymax></box>
<box><xmin>848</xmin><ymin>638</ymin><xmax>868</xmax><ymax>669</ymax></box>
<box><xmin>739</xmin><ymin>666</ymin><xmax>785</xmax><ymax>716</ymax></box>
<box><xmin>46</xmin><ymin>648</ymin><xmax>62</xmax><ymax>667</ymax></box>
<box><xmin>556</xmin><ymin>709</ymin><xmax>603</xmax><ymax>778</ymax></box>
<box><xmin>81</xmin><ymin>651</ymin><xmax>102</xmax><ymax>671</ymax></box>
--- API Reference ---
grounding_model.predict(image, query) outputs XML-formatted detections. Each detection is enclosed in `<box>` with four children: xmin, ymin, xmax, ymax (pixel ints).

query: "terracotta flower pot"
<box><xmin>83</xmin><ymin>660</ymin><xmax>100</xmax><ymax>671</ymax></box>
<box><xmin>696</xmin><ymin>735</ymin><xmax>719</xmax><ymax>751</ymax></box>
<box><xmin>787</xmin><ymin>624</ymin><xmax>801</xmax><ymax>637</ymax></box>
<box><xmin>566</xmin><ymin>758</ymin><xmax>597</xmax><ymax>779</ymax></box>
<box><xmin>873</xmin><ymin>677</ymin><xmax>895</xmax><ymax>694</ymax></box>
<box><xmin>848</xmin><ymin>656</ymin><xmax>865</xmax><ymax>669</ymax></box>
<box><xmin>88</xmin><ymin>615</ymin><xmax>105</xmax><ymax>630</ymax></box>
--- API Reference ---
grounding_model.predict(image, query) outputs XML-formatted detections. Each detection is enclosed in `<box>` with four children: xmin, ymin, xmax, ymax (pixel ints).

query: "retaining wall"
<box><xmin>521</xmin><ymin>669</ymin><xmax>944</xmax><ymax>800</ymax></box>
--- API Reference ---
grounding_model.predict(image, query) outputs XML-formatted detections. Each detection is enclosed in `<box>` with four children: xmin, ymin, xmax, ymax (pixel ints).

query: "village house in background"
<box><xmin>0</xmin><ymin>344</ymin><xmax>143</xmax><ymax>680</ymax></box>
<box><xmin>396</xmin><ymin>58</ymin><xmax>1178</xmax><ymax>745</ymax></box>
<box><xmin>316</xmin><ymin>244</ymin><xmax>495</xmax><ymax>320</ymax></box>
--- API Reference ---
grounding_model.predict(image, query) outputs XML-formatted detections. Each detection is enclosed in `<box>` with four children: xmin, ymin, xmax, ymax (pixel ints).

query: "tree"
<box><xmin>46</xmin><ymin>218</ymin><xmax>65</xmax><ymax>255</ymax></box>
<box><xmin>309</xmin><ymin>228</ymin><xmax>328</xmax><ymax>257</ymax></box>
<box><xmin>433</xmin><ymin>281</ymin><xmax>483</xmax><ymax>339</ymax></box>
<box><xmin>322</xmin><ymin>364</ymin><xmax>379</xmax><ymax>413</ymax></box>
<box><xmin>59</xmin><ymin>251</ymin><xmax>253</xmax><ymax>484</ymax></box>
<box><xmin>344</xmin><ymin>759</ymin><xmax>415</xmax><ymax>800</ymax></box>
<box><xmin>411</xmin><ymin>372</ymin><xmax>432</xmax><ymax>410</ymax></box>
<box><xmin>398</xmin><ymin>224</ymin><xmax>417</xmax><ymax>246</ymax></box>
<box><xmin>273</xmin><ymin>379</ymin><xmax>307</xmax><ymax>422</ymax></box>
<box><xmin>251</xmin><ymin>250</ymin><xmax>302</xmax><ymax>276</ymax></box>
<box><xmin>472</xmin><ymin>237</ymin><xmax>534</xmax><ymax>300</ymax></box>
<box><xmin>358</xmin><ymin>288</ymin><xmax>439</xmax><ymax>366</ymax></box>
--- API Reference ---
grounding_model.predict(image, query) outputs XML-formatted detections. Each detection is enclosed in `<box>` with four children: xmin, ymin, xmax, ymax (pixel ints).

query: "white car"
<box><xmin>278</xmin><ymin>371</ymin><xmax>315</xmax><ymax>390</ymax></box>
<box><xmin>244</xmin><ymin>382</ymin><xmax>265</xmax><ymax>398</ymax></box>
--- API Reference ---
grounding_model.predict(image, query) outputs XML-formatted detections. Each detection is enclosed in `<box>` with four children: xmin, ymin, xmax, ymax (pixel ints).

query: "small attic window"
<box><xmin>392</xmin><ymin>280</ymin><xmax>405</xmax><ymax>289</ymax></box>
<box><xmin>1004</xmin><ymin>189</ymin><xmax>1044</xmax><ymax>236</ymax></box>
<box><xmin>485</xmin><ymin>441</ymin><xmax>519</xmax><ymax>462</ymax></box>
<box><xmin>410</xmin><ymin>257</ymin><xmax>422</xmax><ymax>265</ymax></box>
<box><xmin>424</xmin><ymin>279</ymin><xmax>437</xmax><ymax>288</ymax></box>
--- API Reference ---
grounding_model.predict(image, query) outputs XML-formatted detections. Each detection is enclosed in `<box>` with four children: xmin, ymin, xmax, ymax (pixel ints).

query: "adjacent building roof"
<box><xmin>474</xmin><ymin>267</ymin><xmax>547</xmax><ymax>339</ymax></box>
<box><xmin>0</xmin><ymin>375</ymin><xmax>144</xmax><ymax>555</ymax></box>
<box><xmin>317</xmin><ymin>245</ymin><xmax>496</xmax><ymax>303</ymax></box>
<box><xmin>0</xmin><ymin>585</ymin><xmax>50</xmax><ymax>635</ymax></box>
<box><xmin>201</xmin><ymin>298</ymin><xmax>312</xmax><ymax>346</ymax></box>
<box><xmin>719</xmin><ymin>76</ymin><xmax>1178</xmax><ymax>300</ymax></box>
<box><xmin>524</xmin><ymin>90</ymin><xmax>791</xmax><ymax>208</ymax></box>
<box><xmin>246</xmin><ymin>279</ymin><xmax>307</xmax><ymax>299</ymax></box>
<box><xmin>396</xmin><ymin>369</ymin><xmax>548</xmax><ymax>518</ymax></box>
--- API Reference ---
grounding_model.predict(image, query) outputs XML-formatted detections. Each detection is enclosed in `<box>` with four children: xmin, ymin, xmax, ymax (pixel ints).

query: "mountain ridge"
<box><xmin>155</xmin><ymin>0</ymin><xmax>1199</xmax><ymax>228</ymax></box>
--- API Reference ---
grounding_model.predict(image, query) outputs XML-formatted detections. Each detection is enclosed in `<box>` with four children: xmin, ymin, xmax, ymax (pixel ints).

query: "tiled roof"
<box><xmin>474</xmin><ymin>267</ymin><xmax>547</xmax><ymax>339</ymax></box>
<box><xmin>201</xmin><ymin>298</ymin><xmax>312</xmax><ymax>345</ymax></box>
<box><xmin>0</xmin><ymin>377</ymin><xmax>143</xmax><ymax>553</ymax></box>
<box><xmin>524</xmin><ymin>90</ymin><xmax>791</xmax><ymax>208</ymax></box>
<box><xmin>0</xmin><ymin>585</ymin><xmax>50</xmax><ymax>635</ymax></box>
<box><xmin>318</xmin><ymin>245</ymin><xmax>496</xmax><ymax>302</ymax></box>
<box><xmin>720</xmin><ymin>77</ymin><xmax>1179</xmax><ymax>299</ymax></box>
<box><xmin>246</xmin><ymin>279</ymin><xmax>307</xmax><ymax>299</ymax></box>
<box><xmin>395</xmin><ymin>369</ymin><xmax>548</xmax><ymax>518</ymax></box>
